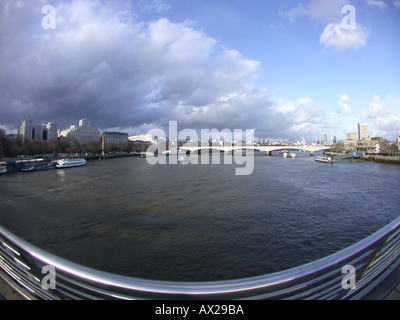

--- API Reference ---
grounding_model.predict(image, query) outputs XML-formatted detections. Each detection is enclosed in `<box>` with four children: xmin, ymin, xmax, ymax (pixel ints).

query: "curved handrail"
<box><xmin>1</xmin><ymin>216</ymin><xmax>400</xmax><ymax>299</ymax></box>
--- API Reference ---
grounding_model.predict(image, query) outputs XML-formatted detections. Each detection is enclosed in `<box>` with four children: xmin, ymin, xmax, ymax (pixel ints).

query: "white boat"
<box><xmin>283</xmin><ymin>152</ymin><xmax>296</xmax><ymax>158</ymax></box>
<box><xmin>178</xmin><ymin>156</ymin><xmax>189</xmax><ymax>162</ymax></box>
<box><xmin>0</xmin><ymin>164</ymin><xmax>7</xmax><ymax>174</ymax></box>
<box><xmin>162</xmin><ymin>149</ymin><xmax>186</xmax><ymax>155</ymax></box>
<box><xmin>56</xmin><ymin>158</ymin><xmax>86</xmax><ymax>168</ymax></box>
<box><xmin>315</xmin><ymin>155</ymin><xmax>334</xmax><ymax>163</ymax></box>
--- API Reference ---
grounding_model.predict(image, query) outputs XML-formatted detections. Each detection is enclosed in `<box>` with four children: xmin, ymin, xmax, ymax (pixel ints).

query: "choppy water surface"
<box><xmin>0</xmin><ymin>153</ymin><xmax>399</xmax><ymax>281</ymax></box>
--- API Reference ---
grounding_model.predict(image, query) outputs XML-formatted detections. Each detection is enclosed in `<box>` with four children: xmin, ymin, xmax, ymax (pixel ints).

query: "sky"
<box><xmin>1</xmin><ymin>0</ymin><xmax>400</xmax><ymax>143</ymax></box>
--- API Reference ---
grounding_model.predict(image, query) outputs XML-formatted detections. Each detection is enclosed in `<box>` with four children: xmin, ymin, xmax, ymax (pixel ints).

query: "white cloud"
<box><xmin>320</xmin><ymin>23</ymin><xmax>369</xmax><ymax>51</ymax></box>
<box><xmin>337</xmin><ymin>93</ymin><xmax>352</xmax><ymax>114</ymax></box>
<box><xmin>283</xmin><ymin>1</ymin><xmax>369</xmax><ymax>51</ymax></box>
<box><xmin>143</xmin><ymin>0</ymin><xmax>170</xmax><ymax>13</ymax></box>
<box><xmin>282</xmin><ymin>0</ymin><xmax>350</xmax><ymax>22</ymax></box>
<box><xmin>272</xmin><ymin>96</ymin><xmax>333</xmax><ymax>140</ymax></box>
<box><xmin>364</xmin><ymin>95</ymin><xmax>389</xmax><ymax>119</ymax></box>
<box><xmin>363</xmin><ymin>95</ymin><xmax>400</xmax><ymax>139</ymax></box>
<box><xmin>366</xmin><ymin>0</ymin><xmax>389</xmax><ymax>8</ymax></box>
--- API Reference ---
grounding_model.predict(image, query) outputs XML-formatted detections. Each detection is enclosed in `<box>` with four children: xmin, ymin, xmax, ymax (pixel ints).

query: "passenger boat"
<box><xmin>56</xmin><ymin>158</ymin><xmax>86</xmax><ymax>168</ymax></box>
<box><xmin>162</xmin><ymin>149</ymin><xmax>186</xmax><ymax>155</ymax></box>
<box><xmin>0</xmin><ymin>160</ymin><xmax>17</xmax><ymax>174</ymax></box>
<box><xmin>283</xmin><ymin>152</ymin><xmax>296</xmax><ymax>158</ymax></box>
<box><xmin>20</xmin><ymin>164</ymin><xmax>35</xmax><ymax>172</ymax></box>
<box><xmin>21</xmin><ymin>162</ymin><xmax>54</xmax><ymax>172</ymax></box>
<box><xmin>0</xmin><ymin>162</ymin><xmax>7</xmax><ymax>174</ymax></box>
<box><xmin>315</xmin><ymin>155</ymin><xmax>335</xmax><ymax>163</ymax></box>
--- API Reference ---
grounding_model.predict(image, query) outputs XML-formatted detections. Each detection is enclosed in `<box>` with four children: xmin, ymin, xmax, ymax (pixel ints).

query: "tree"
<box><xmin>64</xmin><ymin>138</ymin><xmax>81</xmax><ymax>154</ymax></box>
<box><xmin>0</xmin><ymin>130</ymin><xmax>6</xmax><ymax>158</ymax></box>
<box><xmin>83</xmin><ymin>139</ymin><xmax>101</xmax><ymax>154</ymax></box>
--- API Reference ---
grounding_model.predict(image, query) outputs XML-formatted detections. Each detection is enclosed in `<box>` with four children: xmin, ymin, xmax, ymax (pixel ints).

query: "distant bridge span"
<box><xmin>180</xmin><ymin>145</ymin><xmax>331</xmax><ymax>156</ymax></box>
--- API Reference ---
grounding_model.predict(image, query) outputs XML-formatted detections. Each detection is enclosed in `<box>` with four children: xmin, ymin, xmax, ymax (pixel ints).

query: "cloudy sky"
<box><xmin>1</xmin><ymin>0</ymin><xmax>399</xmax><ymax>142</ymax></box>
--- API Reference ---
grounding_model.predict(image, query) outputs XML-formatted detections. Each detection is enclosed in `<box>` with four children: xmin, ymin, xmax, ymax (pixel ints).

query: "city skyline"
<box><xmin>16</xmin><ymin>116</ymin><xmax>388</xmax><ymax>149</ymax></box>
<box><xmin>0</xmin><ymin>0</ymin><xmax>399</xmax><ymax>142</ymax></box>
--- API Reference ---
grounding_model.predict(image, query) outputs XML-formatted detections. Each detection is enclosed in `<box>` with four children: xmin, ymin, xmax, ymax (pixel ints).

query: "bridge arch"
<box><xmin>180</xmin><ymin>145</ymin><xmax>331</xmax><ymax>156</ymax></box>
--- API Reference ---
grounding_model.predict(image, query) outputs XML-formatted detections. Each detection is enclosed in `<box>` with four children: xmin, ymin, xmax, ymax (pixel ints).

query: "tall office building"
<box><xmin>358</xmin><ymin>123</ymin><xmax>369</xmax><ymax>140</ymax></box>
<box><xmin>19</xmin><ymin>120</ymin><xmax>34</xmax><ymax>142</ymax></box>
<box><xmin>19</xmin><ymin>119</ymin><xmax>58</xmax><ymax>142</ymax></box>
<box><xmin>46</xmin><ymin>121</ymin><xmax>58</xmax><ymax>141</ymax></box>
<box><xmin>34</xmin><ymin>124</ymin><xmax>45</xmax><ymax>140</ymax></box>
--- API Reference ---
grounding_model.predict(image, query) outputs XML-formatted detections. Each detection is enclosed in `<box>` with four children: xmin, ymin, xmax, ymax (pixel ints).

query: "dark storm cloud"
<box><xmin>0</xmin><ymin>0</ymin><xmax>331</xmax><ymax>141</ymax></box>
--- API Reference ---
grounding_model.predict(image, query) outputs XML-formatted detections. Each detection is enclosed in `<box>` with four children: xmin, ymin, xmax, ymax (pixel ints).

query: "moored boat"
<box><xmin>56</xmin><ymin>158</ymin><xmax>86</xmax><ymax>168</ymax></box>
<box><xmin>315</xmin><ymin>155</ymin><xmax>334</xmax><ymax>163</ymax></box>
<box><xmin>21</xmin><ymin>162</ymin><xmax>54</xmax><ymax>172</ymax></box>
<box><xmin>178</xmin><ymin>156</ymin><xmax>189</xmax><ymax>162</ymax></box>
<box><xmin>162</xmin><ymin>149</ymin><xmax>186</xmax><ymax>155</ymax></box>
<box><xmin>0</xmin><ymin>162</ymin><xmax>7</xmax><ymax>174</ymax></box>
<box><xmin>283</xmin><ymin>152</ymin><xmax>296</xmax><ymax>158</ymax></box>
<box><xmin>20</xmin><ymin>164</ymin><xmax>35</xmax><ymax>172</ymax></box>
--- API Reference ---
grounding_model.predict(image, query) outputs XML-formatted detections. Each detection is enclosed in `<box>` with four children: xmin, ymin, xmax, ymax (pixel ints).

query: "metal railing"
<box><xmin>1</xmin><ymin>217</ymin><xmax>400</xmax><ymax>300</ymax></box>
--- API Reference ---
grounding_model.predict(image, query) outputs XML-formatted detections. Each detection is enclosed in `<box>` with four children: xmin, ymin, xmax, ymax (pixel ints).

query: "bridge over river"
<box><xmin>180</xmin><ymin>145</ymin><xmax>332</xmax><ymax>156</ymax></box>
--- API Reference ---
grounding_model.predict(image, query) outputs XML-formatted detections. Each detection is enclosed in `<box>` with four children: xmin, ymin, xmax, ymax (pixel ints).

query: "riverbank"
<box><xmin>325</xmin><ymin>152</ymin><xmax>400</xmax><ymax>164</ymax></box>
<box><xmin>360</xmin><ymin>155</ymin><xmax>400</xmax><ymax>164</ymax></box>
<box><xmin>0</xmin><ymin>151</ymin><xmax>143</xmax><ymax>175</ymax></box>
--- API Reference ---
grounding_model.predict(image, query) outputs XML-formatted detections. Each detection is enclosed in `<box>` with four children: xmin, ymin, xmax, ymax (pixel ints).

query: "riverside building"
<box><xmin>59</xmin><ymin>119</ymin><xmax>100</xmax><ymax>145</ymax></box>
<box><xmin>19</xmin><ymin>119</ymin><xmax>58</xmax><ymax>142</ymax></box>
<box><xmin>101</xmin><ymin>131</ymin><xmax>128</xmax><ymax>145</ymax></box>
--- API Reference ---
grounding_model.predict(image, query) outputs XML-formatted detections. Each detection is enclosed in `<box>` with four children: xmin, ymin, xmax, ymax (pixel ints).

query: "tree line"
<box><xmin>0</xmin><ymin>131</ymin><xmax>148</xmax><ymax>158</ymax></box>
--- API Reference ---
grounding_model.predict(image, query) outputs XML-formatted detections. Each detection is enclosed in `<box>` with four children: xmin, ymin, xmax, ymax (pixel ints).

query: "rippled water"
<box><xmin>0</xmin><ymin>153</ymin><xmax>399</xmax><ymax>281</ymax></box>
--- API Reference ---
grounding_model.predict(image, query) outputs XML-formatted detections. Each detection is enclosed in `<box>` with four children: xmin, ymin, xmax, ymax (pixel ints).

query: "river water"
<box><xmin>0</xmin><ymin>152</ymin><xmax>399</xmax><ymax>281</ymax></box>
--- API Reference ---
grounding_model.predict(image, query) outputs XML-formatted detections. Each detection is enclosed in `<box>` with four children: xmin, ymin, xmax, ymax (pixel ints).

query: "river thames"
<box><xmin>0</xmin><ymin>152</ymin><xmax>399</xmax><ymax>281</ymax></box>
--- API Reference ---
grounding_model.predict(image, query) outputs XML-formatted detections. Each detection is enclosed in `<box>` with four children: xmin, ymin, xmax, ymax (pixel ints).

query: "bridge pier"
<box><xmin>266</xmin><ymin>151</ymin><xmax>271</xmax><ymax>156</ymax></box>
<box><xmin>310</xmin><ymin>151</ymin><xmax>314</xmax><ymax>156</ymax></box>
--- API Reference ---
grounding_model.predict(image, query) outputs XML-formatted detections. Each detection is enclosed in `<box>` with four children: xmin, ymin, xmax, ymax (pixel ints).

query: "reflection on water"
<box><xmin>0</xmin><ymin>154</ymin><xmax>399</xmax><ymax>281</ymax></box>
<box><xmin>56</xmin><ymin>169</ymin><xmax>66</xmax><ymax>183</ymax></box>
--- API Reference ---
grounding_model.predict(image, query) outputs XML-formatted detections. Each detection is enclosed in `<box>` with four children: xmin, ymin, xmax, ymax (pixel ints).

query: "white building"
<box><xmin>19</xmin><ymin>119</ymin><xmax>58</xmax><ymax>142</ymax></box>
<box><xmin>19</xmin><ymin>120</ymin><xmax>33</xmax><ymax>142</ymax></box>
<box><xmin>128</xmin><ymin>133</ymin><xmax>154</xmax><ymax>143</ymax></box>
<box><xmin>46</xmin><ymin>121</ymin><xmax>58</xmax><ymax>141</ymax></box>
<box><xmin>358</xmin><ymin>123</ymin><xmax>369</xmax><ymax>140</ymax></box>
<box><xmin>346</xmin><ymin>132</ymin><xmax>357</xmax><ymax>140</ymax></box>
<box><xmin>59</xmin><ymin>118</ymin><xmax>100</xmax><ymax>145</ymax></box>
<box><xmin>324</xmin><ymin>134</ymin><xmax>328</xmax><ymax>146</ymax></box>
